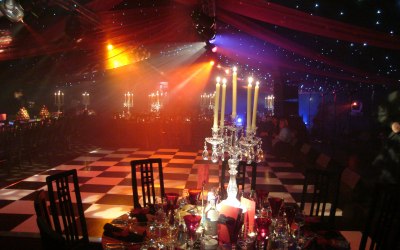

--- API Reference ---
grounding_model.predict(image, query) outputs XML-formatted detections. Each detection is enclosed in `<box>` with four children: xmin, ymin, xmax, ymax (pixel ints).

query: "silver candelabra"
<box><xmin>202</xmin><ymin>119</ymin><xmax>264</xmax><ymax>207</ymax></box>
<box><xmin>54</xmin><ymin>90</ymin><xmax>64</xmax><ymax>113</ymax></box>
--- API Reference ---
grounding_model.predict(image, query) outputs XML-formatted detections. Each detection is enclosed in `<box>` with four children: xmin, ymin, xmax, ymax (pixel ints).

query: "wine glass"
<box><xmin>164</xmin><ymin>192</ymin><xmax>179</xmax><ymax>219</ymax></box>
<box><xmin>294</xmin><ymin>209</ymin><xmax>305</xmax><ymax>249</ymax></box>
<box><xmin>188</xmin><ymin>189</ymin><xmax>201</xmax><ymax>206</ymax></box>
<box><xmin>154</xmin><ymin>200</ymin><xmax>167</xmax><ymax>224</ymax></box>
<box><xmin>183</xmin><ymin>214</ymin><xmax>202</xmax><ymax>247</ymax></box>
<box><xmin>284</xmin><ymin>205</ymin><xmax>296</xmax><ymax>230</ymax></box>
<box><xmin>255</xmin><ymin>215</ymin><xmax>272</xmax><ymax>249</ymax></box>
<box><xmin>165</xmin><ymin>192</ymin><xmax>179</xmax><ymax>207</ymax></box>
<box><xmin>165</xmin><ymin>222</ymin><xmax>179</xmax><ymax>249</ymax></box>
<box><xmin>255</xmin><ymin>190</ymin><xmax>268</xmax><ymax>212</ymax></box>
<box><xmin>268</xmin><ymin>197</ymin><xmax>284</xmax><ymax>219</ymax></box>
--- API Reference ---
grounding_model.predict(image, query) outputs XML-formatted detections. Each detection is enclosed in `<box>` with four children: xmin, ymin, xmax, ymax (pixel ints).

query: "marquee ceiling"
<box><xmin>0</xmin><ymin>0</ymin><xmax>399</xmax><ymax>89</ymax></box>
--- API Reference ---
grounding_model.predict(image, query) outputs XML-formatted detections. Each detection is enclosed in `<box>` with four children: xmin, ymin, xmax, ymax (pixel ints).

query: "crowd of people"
<box><xmin>258</xmin><ymin>115</ymin><xmax>308</xmax><ymax>158</ymax></box>
<box><xmin>258</xmin><ymin>114</ymin><xmax>400</xmax><ymax>185</ymax></box>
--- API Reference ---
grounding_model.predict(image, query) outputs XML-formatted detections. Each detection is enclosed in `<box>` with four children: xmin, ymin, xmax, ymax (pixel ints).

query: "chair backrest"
<box><xmin>34</xmin><ymin>189</ymin><xmax>51</xmax><ymax>226</ymax></box>
<box><xmin>300</xmin><ymin>168</ymin><xmax>342</xmax><ymax>227</ymax></box>
<box><xmin>220</xmin><ymin>160</ymin><xmax>257</xmax><ymax>199</ymax></box>
<box><xmin>315</xmin><ymin>153</ymin><xmax>331</xmax><ymax>169</ymax></box>
<box><xmin>130</xmin><ymin>158</ymin><xmax>165</xmax><ymax>208</ymax></box>
<box><xmin>341</xmin><ymin>167</ymin><xmax>361</xmax><ymax>190</ymax></box>
<box><xmin>46</xmin><ymin>169</ymin><xmax>89</xmax><ymax>248</ymax></box>
<box><xmin>34</xmin><ymin>189</ymin><xmax>67</xmax><ymax>250</ymax></box>
<box><xmin>359</xmin><ymin>183</ymin><xmax>400</xmax><ymax>250</ymax></box>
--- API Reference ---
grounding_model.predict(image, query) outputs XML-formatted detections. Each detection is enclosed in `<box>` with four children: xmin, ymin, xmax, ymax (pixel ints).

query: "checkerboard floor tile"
<box><xmin>0</xmin><ymin>147</ymin><xmax>335</xmax><ymax>240</ymax></box>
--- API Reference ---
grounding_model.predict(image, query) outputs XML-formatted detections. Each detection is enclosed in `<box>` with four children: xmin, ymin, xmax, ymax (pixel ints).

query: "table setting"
<box><xmin>100</xmin><ymin>184</ymin><xmax>351</xmax><ymax>250</ymax></box>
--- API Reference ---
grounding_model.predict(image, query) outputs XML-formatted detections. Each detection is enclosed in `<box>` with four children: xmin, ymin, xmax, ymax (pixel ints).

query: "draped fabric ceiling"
<box><xmin>0</xmin><ymin>0</ymin><xmax>399</xmax><ymax>85</ymax></box>
<box><xmin>216</xmin><ymin>0</ymin><xmax>399</xmax><ymax>85</ymax></box>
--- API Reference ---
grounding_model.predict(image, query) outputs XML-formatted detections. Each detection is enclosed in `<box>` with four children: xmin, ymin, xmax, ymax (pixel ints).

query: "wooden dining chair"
<box><xmin>359</xmin><ymin>183</ymin><xmax>400</xmax><ymax>250</ymax></box>
<box><xmin>220</xmin><ymin>160</ymin><xmax>257</xmax><ymax>199</ymax></box>
<box><xmin>34</xmin><ymin>189</ymin><xmax>67</xmax><ymax>250</ymax></box>
<box><xmin>130</xmin><ymin>158</ymin><xmax>165</xmax><ymax>208</ymax></box>
<box><xmin>46</xmin><ymin>169</ymin><xmax>100</xmax><ymax>250</ymax></box>
<box><xmin>300</xmin><ymin>168</ymin><xmax>342</xmax><ymax>228</ymax></box>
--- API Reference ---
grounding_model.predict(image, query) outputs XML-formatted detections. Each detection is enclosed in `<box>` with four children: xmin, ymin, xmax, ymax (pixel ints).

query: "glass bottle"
<box><xmin>176</xmin><ymin>216</ymin><xmax>187</xmax><ymax>246</ymax></box>
<box><xmin>205</xmin><ymin>191</ymin><xmax>219</xmax><ymax>238</ymax></box>
<box><xmin>267</xmin><ymin>216</ymin><xmax>289</xmax><ymax>250</ymax></box>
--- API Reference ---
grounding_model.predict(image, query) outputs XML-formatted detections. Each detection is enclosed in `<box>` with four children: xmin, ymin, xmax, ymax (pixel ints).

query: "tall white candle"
<box><xmin>232</xmin><ymin>67</ymin><xmax>237</xmax><ymax>119</ymax></box>
<box><xmin>252</xmin><ymin>81</ymin><xmax>260</xmax><ymax>130</ymax></box>
<box><xmin>247</xmin><ymin>77</ymin><xmax>253</xmax><ymax>131</ymax></box>
<box><xmin>213</xmin><ymin>77</ymin><xmax>221</xmax><ymax>129</ymax></box>
<box><xmin>220</xmin><ymin>78</ymin><xmax>227</xmax><ymax>128</ymax></box>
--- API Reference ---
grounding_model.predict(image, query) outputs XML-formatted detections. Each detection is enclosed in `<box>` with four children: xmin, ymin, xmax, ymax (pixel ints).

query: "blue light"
<box><xmin>237</xmin><ymin>117</ymin><xmax>243</xmax><ymax>126</ymax></box>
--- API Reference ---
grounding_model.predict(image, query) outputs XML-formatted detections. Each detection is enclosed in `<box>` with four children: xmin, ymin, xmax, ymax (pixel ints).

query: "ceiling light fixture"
<box><xmin>0</xmin><ymin>0</ymin><xmax>24</xmax><ymax>23</ymax></box>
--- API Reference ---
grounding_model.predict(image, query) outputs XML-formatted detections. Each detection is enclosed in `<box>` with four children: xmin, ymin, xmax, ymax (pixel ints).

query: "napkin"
<box><xmin>217</xmin><ymin>204</ymin><xmax>242</xmax><ymax>244</ymax></box>
<box><xmin>129</xmin><ymin>208</ymin><xmax>150</xmax><ymax>222</ymax></box>
<box><xmin>103</xmin><ymin>223</ymin><xmax>146</xmax><ymax>243</ymax></box>
<box><xmin>241</xmin><ymin>197</ymin><xmax>255</xmax><ymax>233</ymax></box>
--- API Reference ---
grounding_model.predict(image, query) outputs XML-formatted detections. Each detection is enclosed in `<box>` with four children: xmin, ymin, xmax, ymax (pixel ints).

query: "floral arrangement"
<box><xmin>15</xmin><ymin>107</ymin><xmax>30</xmax><ymax>120</ymax></box>
<box><xmin>39</xmin><ymin>105</ymin><xmax>50</xmax><ymax>119</ymax></box>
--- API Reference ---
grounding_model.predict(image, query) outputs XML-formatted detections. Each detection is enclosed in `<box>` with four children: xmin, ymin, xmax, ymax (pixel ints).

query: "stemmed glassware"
<box><xmin>183</xmin><ymin>214</ymin><xmax>202</xmax><ymax>248</ymax></box>
<box><xmin>268</xmin><ymin>197</ymin><xmax>284</xmax><ymax>220</ymax></box>
<box><xmin>255</xmin><ymin>190</ymin><xmax>268</xmax><ymax>212</ymax></box>
<box><xmin>188</xmin><ymin>189</ymin><xmax>201</xmax><ymax>206</ymax></box>
<box><xmin>164</xmin><ymin>193</ymin><xmax>179</xmax><ymax>212</ymax></box>
<box><xmin>165</xmin><ymin>193</ymin><xmax>179</xmax><ymax>207</ymax></box>
<box><xmin>284</xmin><ymin>205</ymin><xmax>296</xmax><ymax>237</ymax></box>
<box><xmin>164</xmin><ymin>192</ymin><xmax>179</xmax><ymax>226</ymax></box>
<box><xmin>255</xmin><ymin>214</ymin><xmax>272</xmax><ymax>249</ymax></box>
<box><xmin>294</xmin><ymin>209</ymin><xmax>306</xmax><ymax>249</ymax></box>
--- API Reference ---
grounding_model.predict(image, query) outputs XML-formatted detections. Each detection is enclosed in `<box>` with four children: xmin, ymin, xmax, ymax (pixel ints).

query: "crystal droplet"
<box><xmin>202</xmin><ymin>149</ymin><xmax>209</xmax><ymax>160</ymax></box>
<box><xmin>211</xmin><ymin>151</ymin><xmax>219</xmax><ymax>163</ymax></box>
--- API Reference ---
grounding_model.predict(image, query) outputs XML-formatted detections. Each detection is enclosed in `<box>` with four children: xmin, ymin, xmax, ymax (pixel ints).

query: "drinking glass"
<box><xmin>272</xmin><ymin>216</ymin><xmax>290</xmax><ymax>249</ymax></box>
<box><xmin>164</xmin><ymin>192</ymin><xmax>179</xmax><ymax>219</ymax></box>
<box><xmin>165</xmin><ymin>192</ymin><xmax>179</xmax><ymax>207</ymax></box>
<box><xmin>165</xmin><ymin>223</ymin><xmax>179</xmax><ymax>249</ymax></box>
<box><xmin>255</xmin><ymin>215</ymin><xmax>272</xmax><ymax>249</ymax></box>
<box><xmin>147</xmin><ymin>221</ymin><xmax>170</xmax><ymax>249</ymax></box>
<box><xmin>268</xmin><ymin>197</ymin><xmax>284</xmax><ymax>219</ymax></box>
<box><xmin>255</xmin><ymin>190</ymin><xmax>269</xmax><ymax>212</ymax></box>
<box><xmin>284</xmin><ymin>205</ymin><xmax>296</xmax><ymax>228</ymax></box>
<box><xmin>188</xmin><ymin>189</ymin><xmax>201</xmax><ymax>205</ymax></box>
<box><xmin>294</xmin><ymin>209</ymin><xmax>305</xmax><ymax>249</ymax></box>
<box><xmin>183</xmin><ymin>214</ymin><xmax>202</xmax><ymax>247</ymax></box>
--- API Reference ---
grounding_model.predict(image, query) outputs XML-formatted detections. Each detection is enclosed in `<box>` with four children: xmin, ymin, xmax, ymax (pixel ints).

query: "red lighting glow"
<box><xmin>211</xmin><ymin>46</ymin><xmax>217</xmax><ymax>53</ymax></box>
